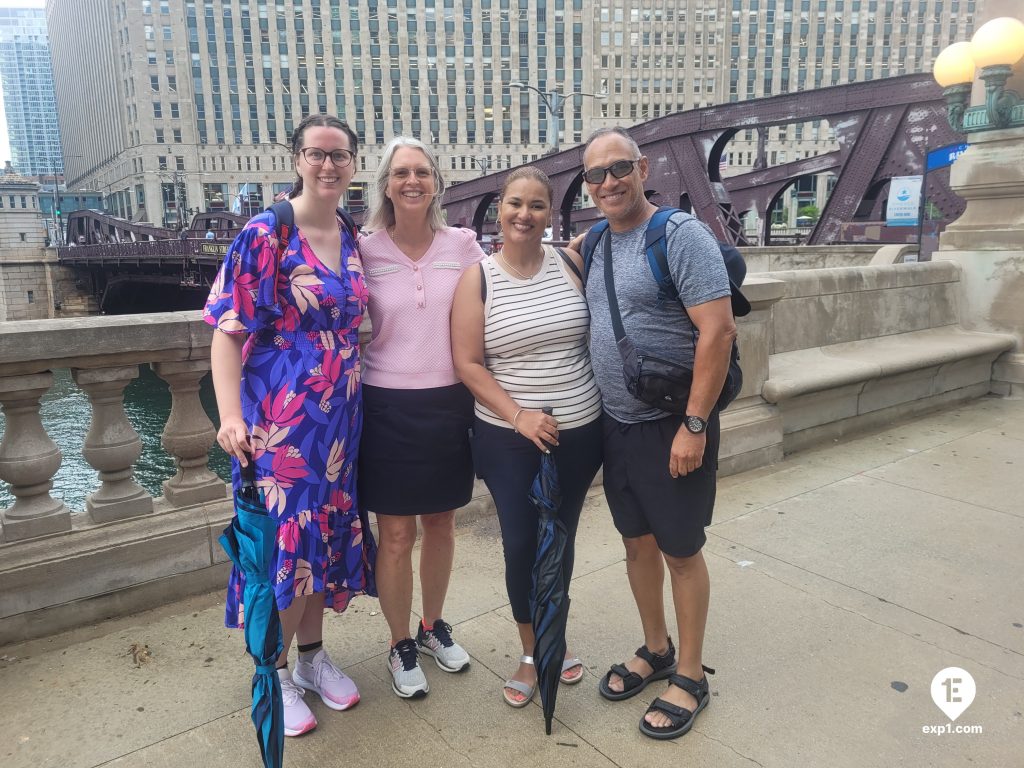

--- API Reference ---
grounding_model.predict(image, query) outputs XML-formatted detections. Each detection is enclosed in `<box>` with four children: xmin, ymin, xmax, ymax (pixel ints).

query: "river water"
<box><xmin>0</xmin><ymin>366</ymin><xmax>232</xmax><ymax>512</ymax></box>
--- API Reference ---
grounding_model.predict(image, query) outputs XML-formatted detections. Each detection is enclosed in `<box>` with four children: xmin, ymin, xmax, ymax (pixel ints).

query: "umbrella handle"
<box><xmin>240</xmin><ymin>451</ymin><xmax>257</xmax><ymax>490</ymax></box>
<box><xmin>540</xmin><ymin>407</ymin><xmax>557</xmax><ymax>453</ymax></box>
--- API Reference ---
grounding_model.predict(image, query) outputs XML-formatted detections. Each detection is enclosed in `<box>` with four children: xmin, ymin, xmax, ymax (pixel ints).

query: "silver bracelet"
<box><xmin>511</xmin><ymin>408</ymin><xmax>525</xmax><ymax>433</ymax></box>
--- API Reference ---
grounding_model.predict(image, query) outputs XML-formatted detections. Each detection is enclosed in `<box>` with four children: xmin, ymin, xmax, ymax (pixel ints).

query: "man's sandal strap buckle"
<box><xmin>667</xmin><ymin>673</ymin><xmax>705</xmax><ymax>700</ymax></box>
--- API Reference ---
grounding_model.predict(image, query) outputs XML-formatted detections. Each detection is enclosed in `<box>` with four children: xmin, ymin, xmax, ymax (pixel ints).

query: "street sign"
<box><xmin>926</xmin><ymin>143</ymin><xmax>969</xmax><ymax>172</ymax></box>
<box><xmin>886</xmin><ymin>176</ymin><xmax>923</xmax><ymax>227</ymax></box>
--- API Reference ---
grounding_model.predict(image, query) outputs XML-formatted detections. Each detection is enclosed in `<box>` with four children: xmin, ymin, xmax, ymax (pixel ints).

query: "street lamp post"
<box><xmin>471</xmin><ymin>156</ymin><xmax>491</xmax><ymax>176</ymax></box>
<box><xmin>509</xmin><ymin>82</ymin><xmax>607</xmax><ymax>154</ymax></box>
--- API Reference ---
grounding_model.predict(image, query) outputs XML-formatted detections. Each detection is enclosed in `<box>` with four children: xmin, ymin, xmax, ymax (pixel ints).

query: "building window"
<box><xmin>27</xmin><ymin>291</ymin><xmax>34</xmax><ymax>304</ymax></box>
<box><xmin>150</xmin><ymin>75</ymin><xmax>160</xmax><ymax>92</ymax></box>
<box><xmin>156</xmin><ymin>128</ymin><xmax>165</xmax><ymax>143</ymax></box>
<box><xmin>19</xmin><ymin>232</ymin><xmax>26</xmax><ymax>241</ymax></box>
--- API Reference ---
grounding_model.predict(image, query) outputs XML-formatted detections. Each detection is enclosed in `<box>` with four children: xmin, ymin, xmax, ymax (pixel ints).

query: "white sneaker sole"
<box><xmin>292</xmin><ymin>670</ymin><xmax>360</xmax><ymax>711</ymax></box>
<box><xmin>418</xmin><ymin>644</ymin><xmax>470</xmax><ymax>673</ymax></box>
<box><xmin>391</xmin><ymin>680</ymin><xmax>429</xmax><ymax>699</ymax></box>
<box><xmin>283</xmin><ymin>715</ymin><xmax>317</xmax><ymax>737</ymax></box>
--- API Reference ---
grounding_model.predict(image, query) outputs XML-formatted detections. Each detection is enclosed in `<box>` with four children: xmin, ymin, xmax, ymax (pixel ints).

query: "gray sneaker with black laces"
<box><xmin>388</xmin><ymin>638</ymin><xmax>429</xmax><ymax>698</ymax></box>
<box><xmin>416</xmin><ymin>619</ymin><xmax>470</xmax><ymax>672</ymax></box>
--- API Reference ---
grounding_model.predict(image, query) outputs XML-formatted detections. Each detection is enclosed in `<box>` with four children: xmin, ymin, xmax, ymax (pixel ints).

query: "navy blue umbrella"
<box><xmin>218</xmin><ymin>458</ymin><xmax>285</xmax><ymax>768</ymax></box>
<box><xmin>529</xmin><ymin>412</ymin><xmax>569</xmax><ymax>735</ymax></box>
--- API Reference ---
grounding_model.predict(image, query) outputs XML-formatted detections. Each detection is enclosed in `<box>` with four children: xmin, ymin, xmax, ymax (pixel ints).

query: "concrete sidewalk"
<box><xmin>2</xmin><ymin>396</ymin><xmax>1022</xmax><ymax>768</ymax></box>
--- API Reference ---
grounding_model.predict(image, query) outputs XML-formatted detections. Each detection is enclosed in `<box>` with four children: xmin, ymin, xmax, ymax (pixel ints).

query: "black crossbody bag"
<box><xmin>602</xmin><ymin>231</ymin><xmax>738</xmax><ymax>415</ymax></box>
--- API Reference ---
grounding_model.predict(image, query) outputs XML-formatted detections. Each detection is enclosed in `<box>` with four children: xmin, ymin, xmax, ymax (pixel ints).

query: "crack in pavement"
<box><xmin>698</xmin><ymin>730</ymin><xmax>767</xmax><ymax>767</ymax></box>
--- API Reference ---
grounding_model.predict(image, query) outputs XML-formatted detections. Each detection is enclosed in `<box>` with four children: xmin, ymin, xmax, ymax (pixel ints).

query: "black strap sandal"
<box><xmin>597</xmin><ymin>638</ymin><xmax>677</xmax><ymax>701</ymax></box>
<box><xmin>638</xmin><ymin>665</ymin><xmax>715</xmax><ymax>741</ymax></box>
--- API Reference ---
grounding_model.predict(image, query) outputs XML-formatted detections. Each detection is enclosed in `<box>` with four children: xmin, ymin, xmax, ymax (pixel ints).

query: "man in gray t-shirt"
<box><xmin>581</xmin><ymin>127</ymin><xmax>737</xmax><ymax>740</ymax></box>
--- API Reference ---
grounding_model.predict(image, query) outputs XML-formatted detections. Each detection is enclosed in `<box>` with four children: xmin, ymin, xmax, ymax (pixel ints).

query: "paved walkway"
<box><xmin>2</xmin><ymin>396</ymin><xmax>1022</xmax><ymax>768</ymax></box>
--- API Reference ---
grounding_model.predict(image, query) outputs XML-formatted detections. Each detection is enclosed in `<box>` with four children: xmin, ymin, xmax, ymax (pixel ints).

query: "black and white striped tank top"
<box><xmin>477</xmin><ymin>245</ymin><xmax>602</xmax><ymax>430</ymax></box>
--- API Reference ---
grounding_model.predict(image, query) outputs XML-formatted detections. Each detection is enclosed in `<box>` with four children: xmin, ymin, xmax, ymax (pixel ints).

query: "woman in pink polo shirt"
<box><xmin>359</xmin><ymin>137</ymin><xmax>484</xmax><ymax>699</ymax></box>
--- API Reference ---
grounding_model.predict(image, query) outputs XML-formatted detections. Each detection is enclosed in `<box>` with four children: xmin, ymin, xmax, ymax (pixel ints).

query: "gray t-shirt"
<box><xmin>586</xmin><ymin>211</ymin><xmax>731</xmax><ymax>423</ymax></box>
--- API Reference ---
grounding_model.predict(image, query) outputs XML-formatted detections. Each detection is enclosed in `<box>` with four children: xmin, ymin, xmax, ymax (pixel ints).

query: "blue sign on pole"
<box><xmin>926</xmin><ymin>143</ymin><xmax>969</xmax><ymax>172</ymax></box>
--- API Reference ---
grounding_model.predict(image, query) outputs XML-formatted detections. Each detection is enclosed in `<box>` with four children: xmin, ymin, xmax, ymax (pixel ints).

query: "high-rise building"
<box><xmin>46</xmin><ymin>0</ymin><xmax>975</xmax><ymax>228</ymax></box>
<box><xmin>48</xmin><ymin>0</ymin><xmax>599</xmax><ymax>226</ymax></box>
<box><xmin>0</xmin><ymin>6</ymin><xmax>63</xmax><ymax>179</ymax></box>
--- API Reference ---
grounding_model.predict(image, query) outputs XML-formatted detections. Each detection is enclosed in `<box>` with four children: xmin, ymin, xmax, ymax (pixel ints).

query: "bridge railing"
<box><xmin>0</xmin><ymin>312</ymin><xmax>226</xmax><ymax>542</ymax></box>
<box><xmin>58</xmin><ymin>239</ymin><xmax>230</xmax><ymax>266</ymax></box>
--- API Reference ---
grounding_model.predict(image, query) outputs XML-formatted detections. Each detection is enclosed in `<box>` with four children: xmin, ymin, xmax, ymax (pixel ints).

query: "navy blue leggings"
<box><xmin>471</xmin><ymin>417</ymin><xmax>603</xmax><ymax>624</ymax></box>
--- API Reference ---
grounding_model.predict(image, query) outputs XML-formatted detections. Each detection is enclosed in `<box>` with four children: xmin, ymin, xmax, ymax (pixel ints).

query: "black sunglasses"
<box><xmin>582</xmin><ymin>159</ymin><xmax>639</xmax><ymax>185</ymax></box>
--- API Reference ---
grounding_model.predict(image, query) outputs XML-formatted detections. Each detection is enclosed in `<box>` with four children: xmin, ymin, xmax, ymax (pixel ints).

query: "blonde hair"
<box><xmin>366</xmin><ymin>137</ymin><xmax>447</xmax><ymax>232</ymax></box>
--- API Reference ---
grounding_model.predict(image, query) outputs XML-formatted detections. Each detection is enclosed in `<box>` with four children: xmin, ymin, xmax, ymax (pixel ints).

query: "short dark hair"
<box><xmin>582</xmin><ymin>126</ymin><xmax>641</xmax><ymax>163</ymax></box>
<box><xmin>288</xmin><ymin>114</ymin><xmax>358</xmax><ymax>199</ymax></box>
<box><xmin>499</xmin><ymin>166</ymin><xmax>554</xmax><ymax>206</ymax></box>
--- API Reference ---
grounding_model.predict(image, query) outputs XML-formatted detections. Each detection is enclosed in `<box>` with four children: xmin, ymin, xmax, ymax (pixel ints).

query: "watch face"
<box><xmin>686</xmin><ymin>415</ymin><xmax>706</xmax><ymax>434</ymax></box>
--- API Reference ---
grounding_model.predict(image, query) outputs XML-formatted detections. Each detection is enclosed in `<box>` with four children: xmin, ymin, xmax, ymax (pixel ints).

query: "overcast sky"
<box><xmin>0</xmin><ymin>0</ymin><xmax>47</xmax><ymax>168</ymax></box>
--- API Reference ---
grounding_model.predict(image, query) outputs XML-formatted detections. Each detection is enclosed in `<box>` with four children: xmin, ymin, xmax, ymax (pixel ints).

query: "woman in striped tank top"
<box><xmin>452</xmin><ymin>167</ymin><xmax>603</xmax><ymax>710</ymax></box>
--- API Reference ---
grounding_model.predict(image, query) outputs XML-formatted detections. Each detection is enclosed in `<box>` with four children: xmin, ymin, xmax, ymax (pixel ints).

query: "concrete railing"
<box><xmin>741</xmin><ymin>244</ymin><xmax>879</xmax><ymax>274</ymax></box>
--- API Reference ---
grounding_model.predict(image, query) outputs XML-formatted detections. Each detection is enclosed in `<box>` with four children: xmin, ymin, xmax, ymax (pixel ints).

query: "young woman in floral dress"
<box><xmin>205</xmin><ymin>114</ymin><xmax>375</xmax><ymax>737</ymax></box>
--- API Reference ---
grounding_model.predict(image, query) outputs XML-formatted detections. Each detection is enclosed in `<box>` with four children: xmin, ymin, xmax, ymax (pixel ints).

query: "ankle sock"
<box><xmin>297</xmin><ymin>641</ymin><xmax>322</xmax><ymax>662</ymax></box>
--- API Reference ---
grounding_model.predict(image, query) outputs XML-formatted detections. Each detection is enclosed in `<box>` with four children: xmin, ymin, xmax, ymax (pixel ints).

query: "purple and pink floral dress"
<box><xmin>203</xmin><ymin>211</ymin><xmax>376</xmax><ymax>628</ymax></box>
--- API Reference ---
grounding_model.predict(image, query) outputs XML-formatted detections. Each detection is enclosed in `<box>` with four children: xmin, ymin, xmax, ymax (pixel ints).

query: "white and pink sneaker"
<box><xmin>277</xmin><ymin>667</ymin><xmax>317</xmax><ymax>737</ymax></box>
<box><xmin>293</xmin><ymin>648</ymin><xmax>360</xmax><ymax>711</ymax></box>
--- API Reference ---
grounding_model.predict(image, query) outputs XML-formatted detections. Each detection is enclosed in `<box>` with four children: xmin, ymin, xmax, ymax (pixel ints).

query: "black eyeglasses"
<box><xmin>582</xmin><ymin>159</ymin><xmax>639</xmax><ymax>185</ymax></box>
<box><xmin>299</xmin><ymin>147</ymin><xmax>355</xmax><ymax>167</ymax></box>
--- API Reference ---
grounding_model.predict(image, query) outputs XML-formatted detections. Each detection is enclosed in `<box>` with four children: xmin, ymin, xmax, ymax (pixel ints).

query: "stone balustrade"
<box><xmin>0</xmin><ymin>265</ymin><xmax>1012</xmax><ymax>645</ymax></box>
<box><xmin>0</xmin><ymin>312</ymin><xmax>225</xmax><ymax>542</ymax></box>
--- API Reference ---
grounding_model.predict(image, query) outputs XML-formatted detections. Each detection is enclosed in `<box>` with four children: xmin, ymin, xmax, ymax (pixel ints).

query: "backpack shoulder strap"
<box><xmin>582</xmin><ymin>220</ymin><xmax>610</xmax><ymax>281</ymax></box>
<box><xmin>267</xmin><ymin>200</ymin><xmax>294</xmax><ymax>252</ymax></box>
<box><xmin>645</xmin><ymin>206</ymin><xmax>681</xmax><ymax>303</ymax></box>
<box><xmin>336</xmin><ymin>207</ymin><xmax>358</xmax><ymax>240</ymax></box>
<box><xmin>554</xmin><ymin>247</ymin><xmax>582</xmax><ymax>281</ymax></box>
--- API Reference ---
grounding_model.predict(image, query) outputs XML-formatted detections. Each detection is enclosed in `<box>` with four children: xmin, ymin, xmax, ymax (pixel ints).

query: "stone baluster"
<box><xmin>152</xmin><ymin>360</ymin><xmax>227</xmax><ymax>506</ymax></box>
<box><xmin>72</xmin><ymin>365</ymin><xmax>154</xmax><ymax>523</ymax></box>
<box><xmin>0</xmin><ymin>372</ymin><xmax>71</xmax><ymax>541</ymax></box>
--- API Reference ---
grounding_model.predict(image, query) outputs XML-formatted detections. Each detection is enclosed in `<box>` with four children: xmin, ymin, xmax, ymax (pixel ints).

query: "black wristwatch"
<box><xmin>684</xmin><ymin>414</ymin><xmax>708</xmax><ymax>434</ymax></box>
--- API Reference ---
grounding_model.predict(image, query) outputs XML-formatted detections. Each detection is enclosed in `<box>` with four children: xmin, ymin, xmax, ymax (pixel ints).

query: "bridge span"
<box><xmin>56</xmin><ymin>74</ymin><xmax>963</xmax><ymax>312</ymax></box>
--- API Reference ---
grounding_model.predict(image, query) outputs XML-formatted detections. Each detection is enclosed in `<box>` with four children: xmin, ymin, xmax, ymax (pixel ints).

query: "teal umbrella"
<box><xmin>219</xmin><ymin>458</ymin><xmax>285</xmax><ymax>768</ymax></box>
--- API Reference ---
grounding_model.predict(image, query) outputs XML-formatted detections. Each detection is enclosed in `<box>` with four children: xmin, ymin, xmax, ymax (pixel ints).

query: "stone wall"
<box><xmin>0</xmin><ymin>251</ymin><xmax>96</xmax><ymax>321</ymax></box>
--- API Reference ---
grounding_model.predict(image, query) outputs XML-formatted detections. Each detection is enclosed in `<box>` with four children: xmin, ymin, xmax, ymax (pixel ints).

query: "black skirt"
<box><xmin>358</xmin><ymin>383</ymin><xmax>475</xmax><ymax>516</ymax></box>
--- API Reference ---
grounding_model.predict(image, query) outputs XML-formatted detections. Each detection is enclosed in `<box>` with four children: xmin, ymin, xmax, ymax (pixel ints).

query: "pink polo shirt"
<box><xmin>360</xmin><ymin>226</ymin><xmax>484</xmax><ymax>389</ymax></box>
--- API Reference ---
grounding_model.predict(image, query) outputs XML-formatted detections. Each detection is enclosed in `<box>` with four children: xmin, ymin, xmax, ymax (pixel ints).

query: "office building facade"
<box><xmin>47</xmin><ymin>0</ymin><xmax>973</xmax><ymax>228</ymax></box>
<box><xmin>0</xmin><ymin>6</ymin><xmax>63</xmax><ymax>179</ymax></box>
